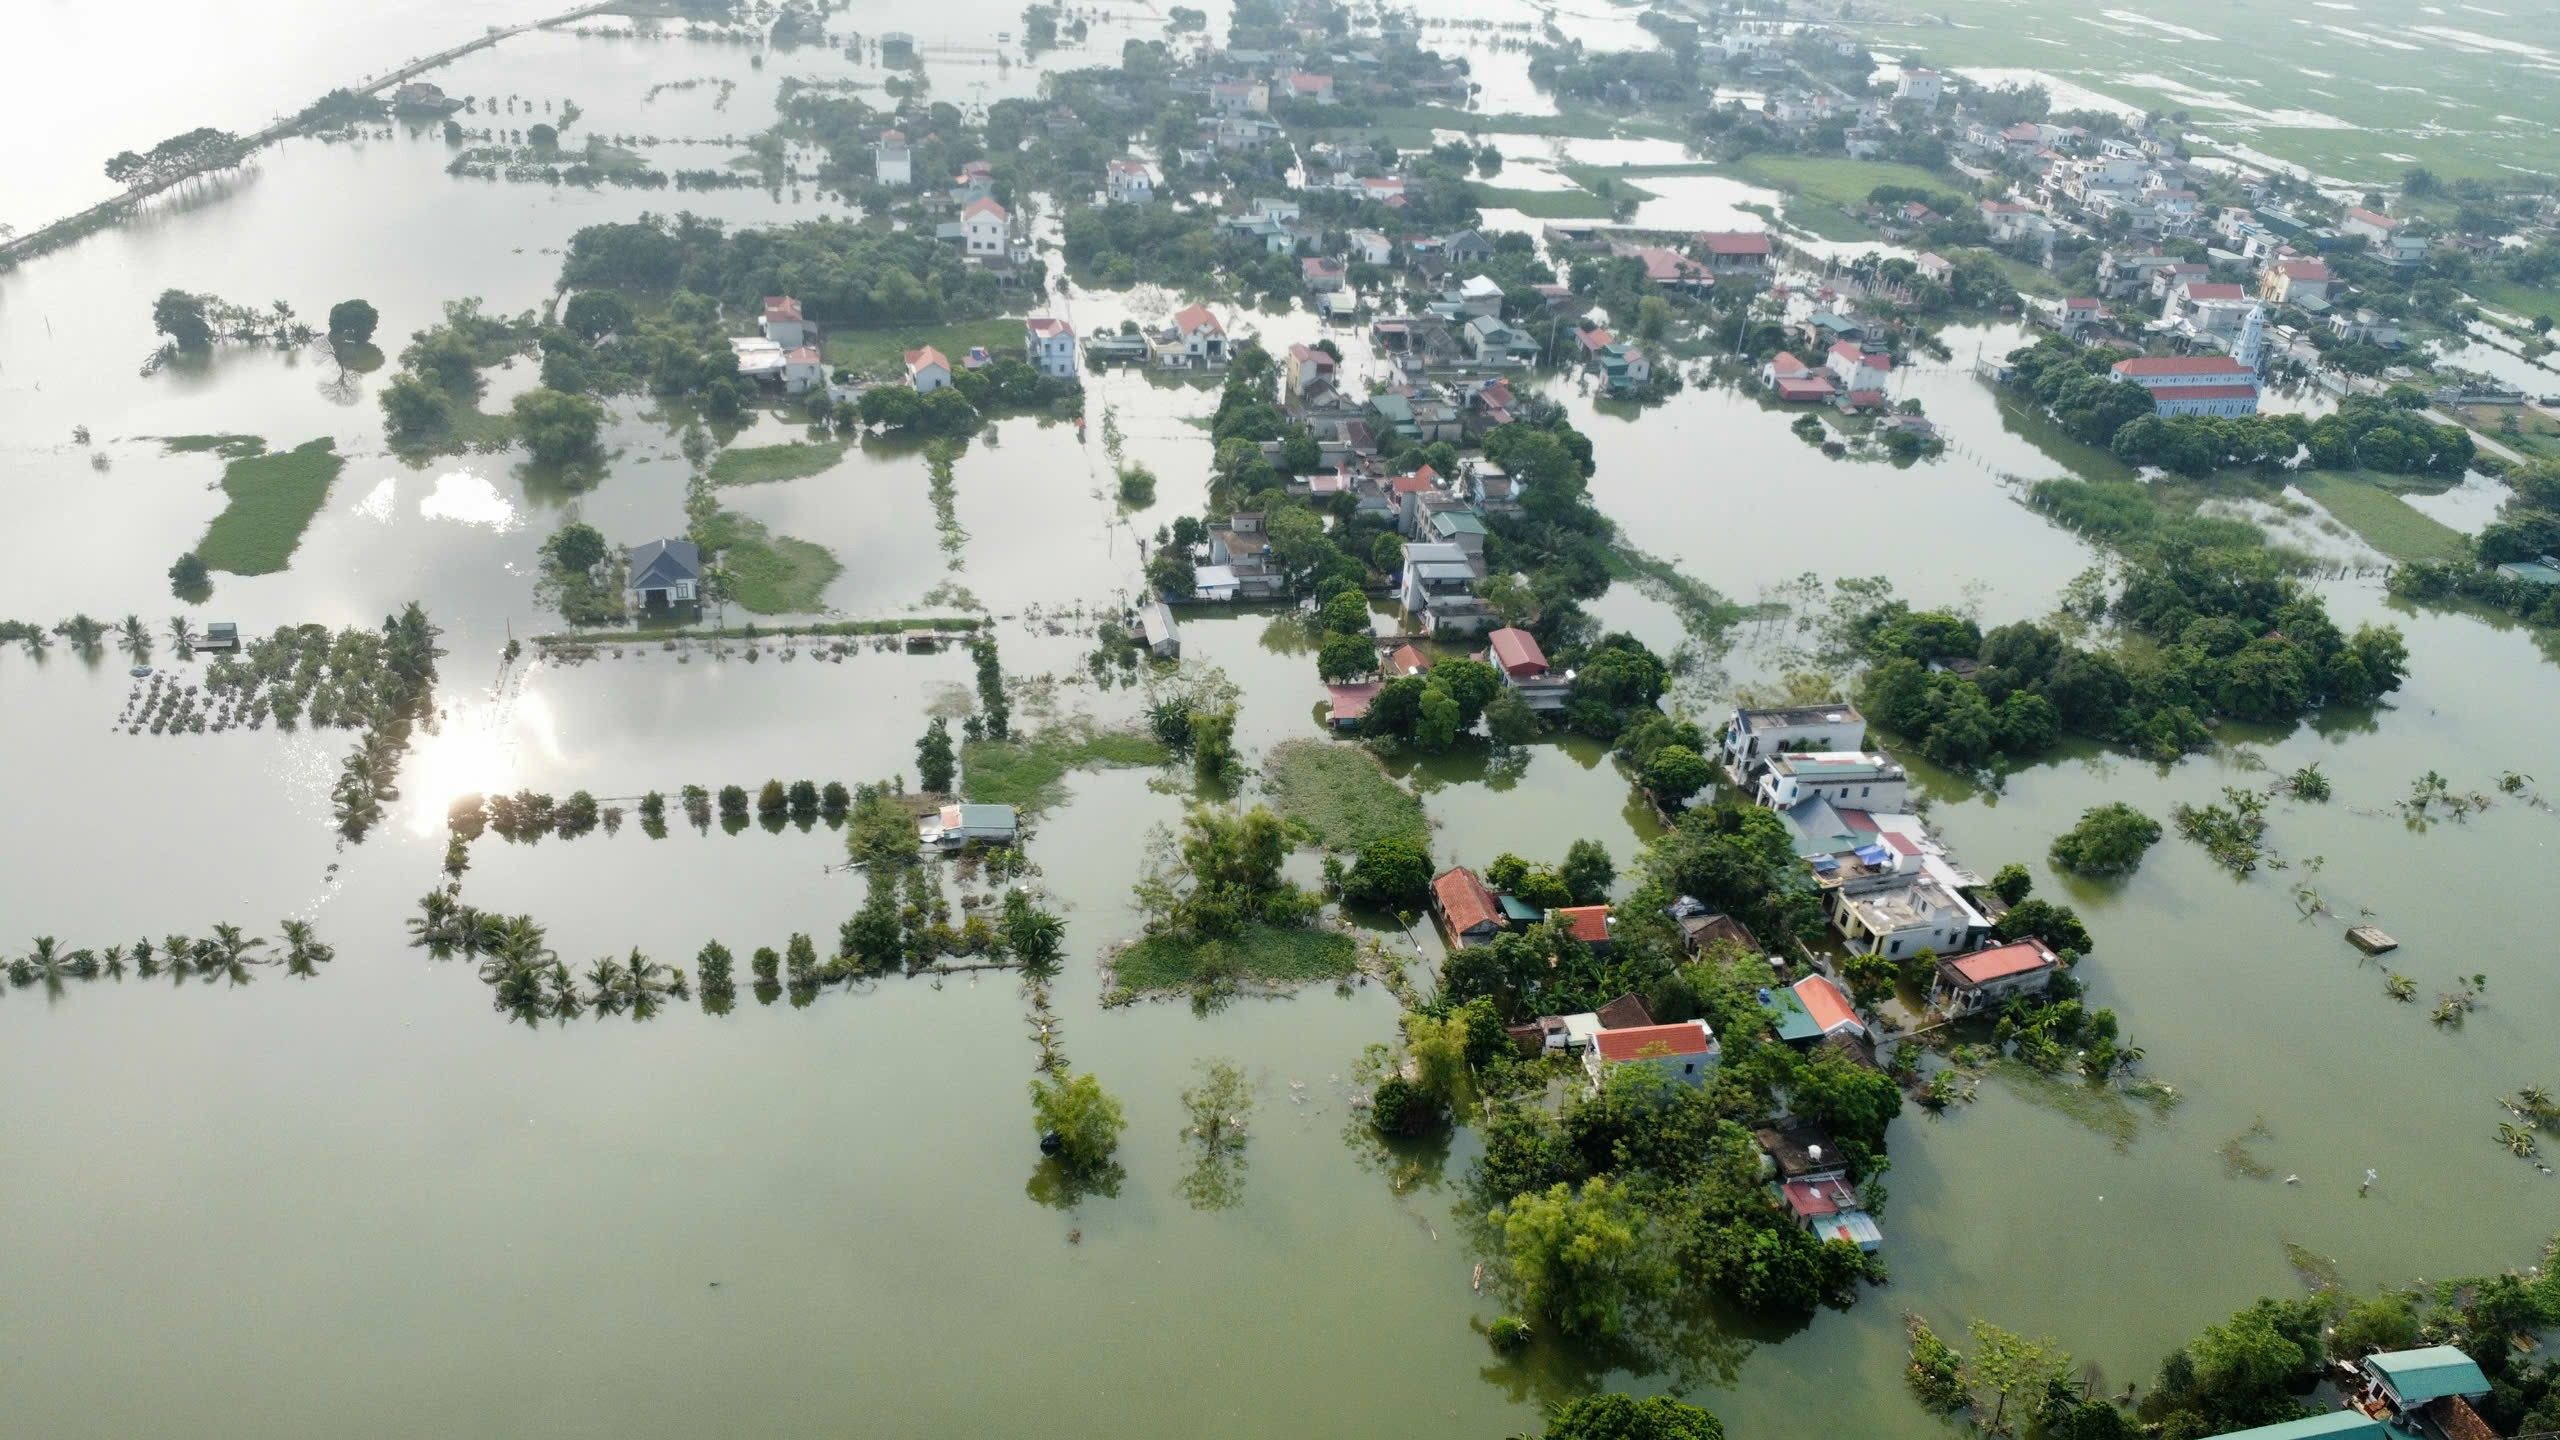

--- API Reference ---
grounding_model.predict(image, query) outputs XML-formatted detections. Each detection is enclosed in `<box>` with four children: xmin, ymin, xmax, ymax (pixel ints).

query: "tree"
<box><xmin>756</xmin><ymin>779</ymin><xmax>788</xmax><ymax>816</ymax></box>
<box><xmin>545</xmin><ymin>522</ymin><xmax>606</xmax><ymax>574</ymax></box>
<box><xmin>1560</xmin><ymin>839</ymin><xmax>1615</xmax><ymax>904</ymax></box>
<box><xmin>379</xmin><ymin>373</ymin><xmax>450</xmax><ymax>439</ymax></box>
<box><xmin>1415</xmin><ymin>685</ymin><xmax>1462</xmax><ymax>750</ymax></box>
<box><xmin>1341</xmin><ymin>834</ymin><xmax>1434</xmax><ymax>907</ymax></box>
<box><xmin>2047</xmin><ymin>802</ymin><xmax>2162</xmax><ymax>877</ymax></box>
<box><xmin>1318</xmin><ymin>632</ymin><xmax>1379</xmax><ymax>683</ymax></box>
<box><xmin>1030</xmin><ymin>1071</ymin><xmax>1126</xmax><ymax>1172</ymax></box>
<box><xmin>510</xmin><ymin>387</ymin><xmax>606</xmax><ymax>465</ymax></box>
<box><xmin>1146</xmin><ymin>546</ymin><xmax>1196</xmax><ymax>598</ymax></box>
<box><xmin>528</xmin><ymin>122</ymin><xmax>559</xmax><ymax>150</ymax></box>
<box><xmin>1320</xmin><ymin>588</ymin><xmax>1370</xmax><ymax>634</ymax></box>
<box><xmin>1967</xmin><ymin>1321</ymin><xmax>2073</xmax><ymax>1431</ymax></box>
<box><xmin>1492</xmin><ymin>1177</ymin><xmax>1659</xmax><ymax>1338</ymax></box>
<box><xmin>326</xmin><ymin>299</ymin><xmax>379</xmax><ymax>345</ymax></box>
<box><xmin>1433</xmin><ymin>657</ymin><xmax>1502</xmax><ymax>727</ymax></box>
<box><xmin>1541</xmin><ymin>1393</ymin><xmax>1726</xmax><ymax>1440</ymax></box>
<box><xmin>1642</xmin><ymin>744</ymin><xmax>1713</xmax><ymax>803</ymax></box>
<box><xmin>562</xmin><ymin>290</ymin><xmax>632</xmax><ymax>342</ymax></box>
<box><xmin>915</xmin><ymin>718</ymin><xmax>957</xmax><ymax>793</ymax></box>
<box><xmin>1485</xmin><ymin>688</ymin><xmax>1537</xmax><ymax>746</ymax></box>
<box><xmin>1990</xmin><ymin>863</ymin><xmax>2034</xmax><ymax>906</ymax></box>
<box><xmin>1994</xmin><ymin>898</ymin><xmax>2092</xmax><ymax>955</ymax></box>
<box><xmin>152</xmin><ymin>290</ymin><xmax>213</xmax><ymax>350</ymax></box>
<box><xmin>167</xmin><ymin>552</ymin><xmax>211</xmax><ymax>600</ymax></box>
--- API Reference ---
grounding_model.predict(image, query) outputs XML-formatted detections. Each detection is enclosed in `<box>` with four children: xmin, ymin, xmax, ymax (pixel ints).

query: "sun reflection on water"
<box><xmin>417</xmin><ymin>470</ymin><xmax>521</xmax><ymax>532</ymax></box>
<box><xmin>403</xmin><ymin>688</ymin><xmax>564</xmax><ymax>837</ymax></box>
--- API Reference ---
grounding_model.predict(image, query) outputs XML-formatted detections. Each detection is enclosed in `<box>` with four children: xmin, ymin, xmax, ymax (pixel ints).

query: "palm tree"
<box><xmin>167</xmin><ymin>615</ymin><xmax>196</xmax><ymax>654</ymax></box>
<box><xmin>585</xmin><ymin>956</ymin><xmax>629</xmax><ymax>1013</ymax></box>
<box><xmin>207</xmin><ymin>922</ymin><xmax>268</xmax><ymax>968</ymax></box>
<box><xmin>407</xmin><ymin>891</ymin><xmax>457</xmax><ymax>948</ymax></box>
<box><xmin>55</xmin><ymin>614</ymin><xmax>108</xmax><ymax>658</ymax></box>
<box><xmin>117</xmin><ymin>614</ymin><xmax>153</xmax><ymax>662</ymax></box>
<box><xmin>102</xmin><ymin>944</ymin><xmax>128</xmax><ymax>980</ymax></box>
<box><xmin>279</xmin><ymin>920</ymin><xmax>333</xmax><ymax>977</ymax></box>
<box><xmin>26</xmin><ymin>937</ymin><xmax>65</xmax><ymax>995</ymax></box>
<box><xmin>543</xmin><ymin>961</ymin><xmax>583</xmax><ymax>1020</ymax></box>
<box><xmin>2516</xmin><ymin>1086</ymin><xmax>2557</xmax><ymax>1122</ymax></box>
<box><xmin>162</xmin><ymin>933</ymin><xmax>195</xmax><ymax>979</ymax></box>
<box><xmin>20</xmin><ymin>625</ymin><xmax>51</xmax><ymax>657</ymax></box>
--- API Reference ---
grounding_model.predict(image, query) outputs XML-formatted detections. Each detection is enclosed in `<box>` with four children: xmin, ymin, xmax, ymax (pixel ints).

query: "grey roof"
<box><xmin>954</xmin><ymin>804</ymin><xmax>1017</xmax><ymax>831</ymax></box>
<box><xmin>1402</xmin><ymin>542</ymin><xmax>1469</xmax><ymax>565</ymax></box>
<box><xmin>630</xmin><ymin>539</ymin><xmax>701</xmax><ymax>589</ymax></box>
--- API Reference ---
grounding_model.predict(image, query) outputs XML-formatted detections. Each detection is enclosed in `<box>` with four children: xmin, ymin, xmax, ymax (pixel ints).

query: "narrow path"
<box><xmin>2428</xmin><ymin>408</ymin><xmax>2529</xmax><ymax>466</ymax></box>
<box><xmin>0</xmin><ymin>1</ymin><xmax>616</xmax><ymax>270</ymax></box>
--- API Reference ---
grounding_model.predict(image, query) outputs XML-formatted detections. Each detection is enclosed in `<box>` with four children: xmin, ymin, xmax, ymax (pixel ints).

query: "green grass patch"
<box><xmin>1984</xmin><ymin>1057</ymin><xmax>2149</xmax><ymax>1151</ymax></box>
<box><xmin>1262</xmin><ymin>738</ymin><xmax>1428</xmax><ymax>852</ymax></box>
<box><xmin>821</xmin><ymin>318</ymin><xmax>1030</xmax><ymax>378</ymax></box>
<box><xmin>693</xmin><ymin>507</ymin><xmax>841</xmax><ymax>613</ymax></box>
<box><xmin>194</xmin><ymin>438</ymin><xmax>345</xmax><ymax>575</ymax></box>
<box><xmin>707</xmin><ymin>437</ymin><xmax>851</xmax><ymax>486</ymax></box>
<box><xmin>960</xmin><ymin>725</ymin><xmax>1173</xmax><ymax>812</ymax></box>
<box><xmin>2465</xmin><ymin>279</ymin><xmax>2560</xmax><ymax>328</ymax></box>
<box><xmin>1468</xmin><ymin>183</ymin><xmax>1627</xmax><ymax>219</ymax></box>
<box><xmin>160</xmin><ymin>434</ymin><xmax>265</xmax><ymax>458</ymax></box>
<box><xmin>1981</xmin><ymin>251</ymin><xmax>2065</xmax><ymax>299</ymax></box>
<box><xmin>2292</xmin><ymin>471</ymin><xmax>2471</xmax><ymax>564</ymax></box>
<box><xmin>1731</xmin><ymin>154</ymin><xmax>1957</xmax><ymax>242</ymax></box>
<box><xmin>1111</xmin><ymin>923</ymin><xmax>1359</xmax><ymax>992</ymax></box>
<box><xmin>2452</xmin><ymin>404</ymin><xmax>2560</xmax><ymax>463</ymax></box>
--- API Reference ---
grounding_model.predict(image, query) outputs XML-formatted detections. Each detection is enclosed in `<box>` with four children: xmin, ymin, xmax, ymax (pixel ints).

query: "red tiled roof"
<box><xmin>2278</xmin><ymin>260</ymin><xmax>2331</xmax><ymax>280</ymax></box>
<box><xmin>1433</xmin><ymin>866</ymin><xmax>1501</xmax><ymax>935</ymax></box>
<box><xmin>2113</xmin><ymin>355</ymin><xmax>2251</xmax><ymax>377</ymax></box>
<box><xmin>2065</xmin><ymin>297</ymin><xmax>2104</xmax><ymax>309</ymax></box>
<box><xmin>1386</xmin><ymin>643</ymin><xmax>1433</xmax><ymax>676</ymax></box>
<box><xmin>762</xmin><ymin>296</ymin><xmax>802</xmax><ymax>322</ymax></box>
<box><xmin>1828</xmin><ymin>340</ymin><xmax>1889</xmax><ymax>370</ymax></box>
<box><xmin>1775</xmin><ymin>376</ymin><xmax>1836</xmax><ymax>400</ymax></box>
<box><xmin>1782</xmin><ymin>1179</ymin><xmax>1855</xmax><ymax>1218</ymax></box>
<box><xmin>963</xmin><ymin>196</ymin><xmax>1008</xmax><ymax>221</ymax></box>
<box><xmin>1303</xmin><ymin>256</ymin><xmax>1345</xmax><ymax>276</ymax></box>
<box><xmin>1950</xmin><ymin>938</ymin><xmax>2056</xmax><ymax>985</ymax></box>
<box><xmin>2157</xmin><ymin>384</ymin><xmax>2261</xmax><ymax>400</ymax></box>
<box><xmin>1577</xmin><ymin>327</ymin><xmax>1615</xmax><ymax>351</ymax></box>
<box><xmin>905</xmin><ymin>345</ymin><xmax>950</xmax><ymax>372</ymax></box>
<box><xmin>1327</xmin><ymin>682</ymin><xmax>1381</xmax><ymax>721</ymax></box>
<box><xmin>784</xmin><ymin>346</ymin><xmax>821</xmax><ymax>364</ymax></box>
<box><xmin>1174</xmin><ymin>303</ymin><xmax>1222</xmax><ymax>336</ymax></box>
<box><xmin>1555</xmin><ymin>905</ymin><xmax>1612</xmax><ymax>945</ymax></box>
<box><xmin>1593</xmin><ymin>1021</ymin><xmax>1711</xmax><ymax>1062</ymax></box>
<box><xmin>2182</xmin><ymin>282</ymin><xmax>2246</xmax><ymax>301</ymax></box>
<box><xmin>1794</xmin><ymin>975</ymin><xmax>1860</xmax><ymax>1034</ymax></box>
<box><xmin>1027</xmin><ymin>316</ymin><xmax>1073</xmax><ymax>339</ymax></box>
<box><xmin>1844</xmin><ymin>389</ymin><xmax>1887</xmax><ymax>407</ymax></box>
<box><xmin>1770</xmin><ymin>351</ymin><xmax>1812</xmax><ymax>376</ymax></box>
<box><xmin>1883</xmin><ymin>833</ymin><xmax>1920</xmax><ymax>855</ymax></box>
<box><xmin>1839</xmin><ymin>808</ymin><xmax>1877</xmax><ymax>832</ymax></box>
<box><xmin>1487</xmin><ymin>626</ymin><xmax>1546</xmax><ymax>677</ymax></box>
<box><xmin>2347</xmin><ymin>207</ymin><xmax>2397</xmax><ymax>229</ymax></box>
<box><xmin>1697</xmin><ymin>230</ymin><xmax>1772</xmax><ymax>256</ymax></box>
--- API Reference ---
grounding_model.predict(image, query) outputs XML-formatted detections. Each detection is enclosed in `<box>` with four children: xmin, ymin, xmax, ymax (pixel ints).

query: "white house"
<box><xmin>1755</xmin><ymin>752</ymin><xmax>1910</xmax><ymax>812</ymax></box>
<box><xmin>1209</xmin><ymin>80</ymin><xmax>1268</xmax><ymax>114</ymax></box>
<box><xmin>2109</xmin><ymin>355</ymin><xmax>2258</xmax><ymax>417</ymax></box>
<box><xmin>2341</xmin><ymin>207</ymin><xmax>2400</xmax><ymax>245</ymax></box>
<box><xmin>1359</xmin><ymin>176</ymin><xmax>1407</xmax><ymax>203</ymax></box>
<box><xmin>874</xmin><ymin>129</ymin><xmax>912</xmax><ymax>187</ymax></box>
<box><xmin>1829</xmin><ymin>872</ymin><xmax>1985</xmax><ymax>963</ymax></box>
<box><xmin>960</xmin><ymin>197</ymin><xmax>1008</xmax><ymax>257</ymax></box>
<box><xmin>1106</xmin><ymin>159</ymin><xmax>1153</xmax><ymax>204</ymax></box>
<box><xmin>1159</xmin><ymin>303</ymin><xmax>1226</xmax><ymax>368</ymax></box>
<box><xmin>919</xmin><ymin>803</ymin><xmax>1018</xmax><ymax>850</ymax></box>
<box><xmin>781</xmin><ymin>345</ymin><xmax>823</xmax><ymax>395</ymax></box>
<box><xmin>2260</xmin><ymin>258</ymin><xmax>2333</xmax><ymax>309</ymax></box>
<box><xmin>760</xmin><ymin>296</ymin><xmax>810</xmax><ymax>350</ymax></box>
<box><xmin>904</xmin><ymin>345</ymin><xmax>953</xmax><ymax>393</ymax></box>
<box><xmin>1584</xmin><ymin>1021</ymin><xmax>1720</xmax><ymax>1093</ymax></box>
<box><xmin>1025</xmin><ymin>317</ymin><xmax>1077</xmax><ymax>379</ymax></box>
<box><xmin>1722</xmin><ymin>703</ymin><xmax>1866</xmax><ymax>776</ymax></box>
<box><xmin>1282</xmin><ymin>72</ymin><xmax>1335</xmax><ymax>103</ymax></box>
<box><xmin>1979</xmin><ymin>201</ymin><xmax>2047</xmax><ymax>243</ymax></box>
<box><xmin>1895</xmin><ymin>68</ymin><xmax>1943</xmax><ymax>106</ymax></box>
<box><xmin>1826</xmin><ymin>340</ymin><xmax>1891</xmax><ymax>392</ymax></box>
<box><xmin>1347</xmin><ymin>228</ymin><xmax>1393</xmax><ymax>266</ymax></box>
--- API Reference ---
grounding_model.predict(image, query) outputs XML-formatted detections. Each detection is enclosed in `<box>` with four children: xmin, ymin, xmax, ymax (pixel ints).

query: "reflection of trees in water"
<box><xmin>1025</xmin><ymin>1154</ymin><xmax>1124</xmax><ymax>1209</ymax></box>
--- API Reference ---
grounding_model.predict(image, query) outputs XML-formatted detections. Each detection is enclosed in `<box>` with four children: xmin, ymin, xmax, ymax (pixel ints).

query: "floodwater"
<box><xmin>6</xmin><ymin>6</ymin><xmax>2560</xmax><ymax>1439</ymax></box>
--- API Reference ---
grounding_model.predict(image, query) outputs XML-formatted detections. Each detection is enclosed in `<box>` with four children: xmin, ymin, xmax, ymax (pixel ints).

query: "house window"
<box><xmin>1861</xmin><ymin>786</ymin><xmax>1870</xmax><ymax>797</ymax></box>
<box><xmin>1889</xmin><ymin>939</ymin><xmax>1902</xmax><ymax>956</ymax></box>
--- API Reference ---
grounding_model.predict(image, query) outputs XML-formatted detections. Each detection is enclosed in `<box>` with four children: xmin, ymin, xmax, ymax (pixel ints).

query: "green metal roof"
<box><xmin>1497</xmin><ymin>894</ymin><xmax>1544</xmax><ymax>923</ymax></box>
<box><xmin>2365</xmin><ymin>1346</ymin><xmax>2490</xmax><ymax>1403</ymax></box>
<box><xmin>2495</xmin><ymin>560</ymin><xmax>2560</xmax><ymax>586</ymax></box>
<box><xmin>1430</xmin><ymin>512</ymin><xmax>1488</xmax><ymax>536</ymax></box>
<box><xmin>2207</xmin><ymin>1411</ymin><xmax>2385</xmax><ymax>1440</ymax></box>
<box><xmin>1759</xmin><ymin>987</ymin><xmax>1820</xmax><ymax>1043</ymax></box>
<box><xmin>954</xmin><ymin>804</ymin><xmax>1017</xmax><ymax>829</ymax></box>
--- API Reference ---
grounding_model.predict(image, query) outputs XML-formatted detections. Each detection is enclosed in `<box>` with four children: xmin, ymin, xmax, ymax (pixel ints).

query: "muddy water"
<box><xmin>6</xmin><ymin>7</ymin><xmax>2560</xmax><ymax>1439</ymax></box>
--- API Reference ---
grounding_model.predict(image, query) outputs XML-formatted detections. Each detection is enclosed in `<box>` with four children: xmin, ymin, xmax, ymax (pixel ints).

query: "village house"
<box><xmin>1151</xmin><ymin>304</ymin><xmax>1227</xmax><ymax>368</ymax></box>
<box><xmin>918</xmin><ymin>803</ymin><xmax>1018</xmax><ymax>851</ymax></box>
<box><xmin>1451</xmin><ymin>272</ymin><xmax>1505</xmax><ymax>319</ymax></box>
<box><xmin>1465</xmin><ymin>314</ymin><xmax>1539</xmax><ymax>367</ymax></box>
<box><xmin>1282</xmin><ymin>72</ymin><xmax>1336</xmax><ymax>103</ymax></box>
<box><xmin>1756</xmin><ymin>1123</ymin><xmax>1849</xmax><ymax>1184</ymax></box>
<box><xmin>1209</xmin><ymin>79</ymin><xmax>1269</xmax><ymax>114</ymax></box>
<box><xmin>1424</xmin><ymin>506</ymin><xmax>1488</xmax><ymax>559</ymax></box>
<box><xmin>1136</xmin><ymin>601</ymin><xmax>1180</xmax><ymax>659</ymax></box>
<box><xmin>2341</xmin><ymin>206</ymin><xmax>2400</xmax><ymax>246</ymax></box>
<box><xmin>1553</xmin><ymin>904</ymin><xmax>1614</xmax><ymax>954</ymax></box>
<box><xmin>1827</xmin><ymin>864</ymin><xmax>1986</xmax><ymax>963</ymax></box>
<box><xmin>1791</xmin><ymin>973</ymin><xmax>1866</xmax><ymax>1041</ymax></box>
<box><xmin>956</xmin><ymin>196</ymin><xmax>1008</xmax><ymax>258</ymax></box>
<box><xmin>2260</xmin><ymin>257</ymin><xmax>2334</xmax><ymax>310</ymax></box>
<box><xmin>2164</xmin><ymin>280</ymin><xmax>2255</xmax><ymax>341</ymax></box>
<box><xmin>2109</xmin><ymin>355</ymin><xmax>2259</xmax><ymax>417</ymax></box>
<box><xmin>1283</xmin><ymin>342</ymin><xmax>1336</xmax><ymax>402</ymax></box>
<box><xmin>1721</xmin><ymin>702</ymin><xmax>1866</xmax><ymax>779</ymax></box>
<box><xmin>1439</xmin><ymin>229</ymin><xmax>1494</xmax><ymax>265</ymax></box>
<box><xmin>393</xmin><ymin>82</ymin><xmax>463</xmax><ymax>114</ymax></box>
<box><xmin>1400</xmin><ymin>541</ymin><xmax>1488</xmax><ymax>635</ymax></box>
<box><xmin>1929</xmin><ymin>937</ymin><xmax>2061</xmax><ymax>1015</ymax></box>
<box><xmin>1359</xmin><ymin>176</ymin><xmax>1408</xmax><ymax>203</ymax></box>
<box><xmin>1914</xmin><ymin>251</ymin><xmax>1954</xmax><ymax>285</ymax></box>
<box><xmin>1511</xmin><ymin>993</ymin><xmax>1654</xmax><ymax>1058</ymax></box>
<box><xmin>1586</xmin><ymin>1021</ymin><xmax>1720</xmax><ymax>1092</ymax></box>
<box><xmin>951</xmin><ymin>160</ymin><xmax>994</xmax><ymax>203</ymax></box>
<box><xmin>1696</xmin><ymin>230</ymin><xmax>1773</xmax><ymax>276</ymax></box>
<box><xmin>1302</xmin><ymin>256</ymin><xmax>1347</xmax><ymax>293</ymax></box>
<box><xmin>1826</xmin><ymin>340</ymin><xmax>1891</xmax><ymax>393</ymax></box>
<box><xmin>1431</xmin><ymin>866</ymin><xmax>1506</xmax><ymax>948</ymax></box>
<box><xmin>1219</xmin><ymin>212</ymin><xmax>1302</xmax><ymax>255</ymax></box>
<box><xmin>1324</xmin><ymin>681</ymin><xmax>1380</xmax><ymax>730</ymax></box>
<box><xmin>1207</xmin><ymin>512</ymin><xmax>1287</xmax><ymax>600</ymax></box>
<box><xmin>1105</xmin><ymin>159</ymin><xmax>1153</xmax><ymax>204</ymax></box>
<box><xmin>1488</xmin><ymin>626</ymin><xmax>1572</xmax><ymax>711</ymax></box>
<box><xmin>627</xmin><ymin>538</ymin><xmax>701</xmax><ymax>609</ymax></box>
<box><xmin>1755</xmin><ymin>751</ymin><xmax>1910</xmax><ymax>812</ymax></box>
<box><xmin>760</xmin><ymin>296</ymin><xmax>811</xmax><ymax>350</ymax></box>
<box><xmin>2360</xmin><ymin>1346</ymin><xmax>2492</xmax><ymax>1425</ymax></box>
<box><xmin>1980</xmin><ymin>200</ymin><xmax>2048</xmax><ymax>244</ymax></box>
<box><xmin>1625</xmin><ymin>245</ymin><xmax>1713</xmax><ymax>296</ymax></box>
<box><xmin>1667</xmin><ymin>897</ymin><xmax>1758</xmax><ymax>957</ymax></box>
<box><xmin>1764</xmin><ymin>352</ymin><xmax>1838</xmax><ymax>404</ymax></box>
<box><xmin>1024</xmin><ymin>317</ymin><xmax>1077</xmax><ymax>380</ymax></box>
<box><xmin>2329</xmin><ymin>308</ymin><xmax>2403</xmax><ymax>348</ymax></box>
<box><xmin>1346</xmin><ymin>228</ymin><xmax>1393</xmax><ymax>266</ymax></box>
<box><xmin>904</xmin><ymin>345</ymin><xmax>953</xmax><ymax>393</ymax></box>
<box><xmin>874</xmin><ymin>129</ymin><xmax>911</xmax><ymax>187</ymax></box>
